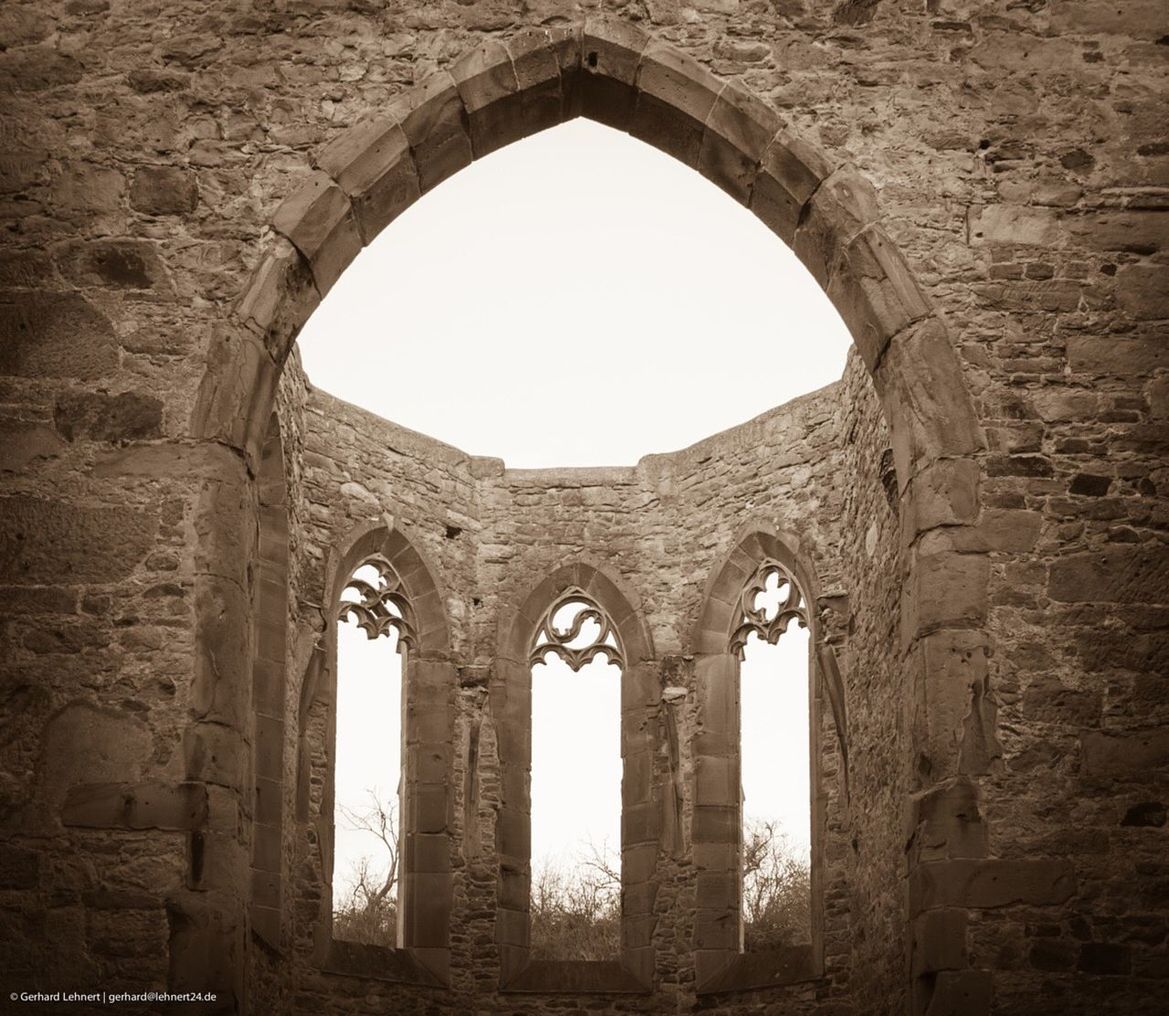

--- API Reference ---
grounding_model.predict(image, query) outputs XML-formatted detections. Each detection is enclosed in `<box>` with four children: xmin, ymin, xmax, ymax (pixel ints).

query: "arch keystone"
<box><xmin>506</xmin><ymin>26</ymin><xmax>580</xmax><ymax>134</ymax></box>
<box><xmin>580</xmin><ymin>17</ymin><xmax>650</xmax><ymax>129</ymax></box>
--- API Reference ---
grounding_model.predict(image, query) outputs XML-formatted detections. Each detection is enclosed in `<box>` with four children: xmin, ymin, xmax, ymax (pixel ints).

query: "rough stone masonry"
<box><xmin>0</xmin><ymin>2</ymin><xmax>1167</xmax><ymax>1015</ymax></box>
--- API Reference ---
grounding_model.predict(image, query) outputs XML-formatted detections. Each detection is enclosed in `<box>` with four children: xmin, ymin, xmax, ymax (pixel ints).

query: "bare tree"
<box><xmin>332</xmin><ymin>791</ymin><xmax>400</xmax><ymax>947</ymax></box>
<box><xmin>530</xmin><ymin>839</ymin><xmax>621</xmax><ymax>961</ymax></box>
<box><xmin>742</xmin><ymin>818</ymin><xmax>811</xmax><ymax>952</ymax></box>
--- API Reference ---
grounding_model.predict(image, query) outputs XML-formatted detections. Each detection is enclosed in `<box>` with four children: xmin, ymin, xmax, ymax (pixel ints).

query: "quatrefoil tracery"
<box><xmin>729</xmin><ymin>559</ymin><xmax>808</xmax><ymax>660</ymax></box>
<box><xmin>529</xmin><ymin>588</ymin><xmax>625</xmax><ymax>672</ymax></box>
<box><xmin>337</xmin><ymin>557</ymin><xmax>415</xmax><ymax>650</ymax></box>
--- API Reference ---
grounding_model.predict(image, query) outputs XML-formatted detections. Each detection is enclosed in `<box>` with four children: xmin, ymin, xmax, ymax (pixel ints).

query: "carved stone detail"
<box><xmin>529</xmin><ymin>587</ymin><xmax>625</xmax><ymax>672</ymax></box>
<box><xmin>337</xmin><ymin>557</ymin><xmax>415</xmax><ymax>649</ymax></box>
<box><xmin>729</xmin><ymin>559</ymin><xmax>808</xmax><ymax>660</ymax></box>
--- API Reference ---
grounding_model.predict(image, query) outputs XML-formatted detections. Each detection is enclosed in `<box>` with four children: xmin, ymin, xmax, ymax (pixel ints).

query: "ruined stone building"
<box><xmin>1</xmin><ymin>2</ymin><xmax>1167</xmax><ymax>1014</ymax></box>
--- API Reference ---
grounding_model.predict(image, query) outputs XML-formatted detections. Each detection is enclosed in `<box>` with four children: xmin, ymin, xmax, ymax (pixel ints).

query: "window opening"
<box><xmin>735</xmin><ymin>561</ymin><xmax>813</xmax><ymax>952</ymax></box>
<box><xmin>528</xmin><ymin>589</ymin><xmax>624</xmax><ymax>960</ymax></box>
<box><xmin>332</xmin><ymin>558</ymin><xmax>414</xmax><ymax>947</ymax></box>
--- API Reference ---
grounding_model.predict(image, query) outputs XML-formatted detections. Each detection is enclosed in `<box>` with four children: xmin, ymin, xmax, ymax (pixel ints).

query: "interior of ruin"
<box><xmin>1</xmin><ymin>5</ymin><xmax>1166</xmax><ymax>1015</ymax></box>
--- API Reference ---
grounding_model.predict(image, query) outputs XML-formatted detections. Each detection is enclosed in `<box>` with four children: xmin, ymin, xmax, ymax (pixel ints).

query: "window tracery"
<box><xmin>338</xmin><ymin>558</ymin><xmax>416</xmax><ymax>649</ymax></box>
<box><xmin>730</xmin><ymin>559</ymin><xmax>809</xmax><ymax>660</ymax></box>
<box><xmin>529</xmin><ymin>588</ymin><xmax>624</xmax><ymax>672</ymax></box>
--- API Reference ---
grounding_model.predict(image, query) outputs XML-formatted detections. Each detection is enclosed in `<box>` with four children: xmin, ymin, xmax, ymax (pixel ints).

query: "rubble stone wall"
<box><xmin>279</xmin><ymin>347</ymin><xmax>899</xmax><ymax>1013</ymax></box>
<box><xmin>0</xmin><ymin>2</ymin><xmax>1166</xmax><ymax>1014</ymax></box>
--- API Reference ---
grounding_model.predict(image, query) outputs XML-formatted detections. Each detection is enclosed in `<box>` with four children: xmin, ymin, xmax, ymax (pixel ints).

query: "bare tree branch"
<box><xmin>333</xmin><ymin>790</ymin><xmax>401</xmax><ymax>947</ymax></box>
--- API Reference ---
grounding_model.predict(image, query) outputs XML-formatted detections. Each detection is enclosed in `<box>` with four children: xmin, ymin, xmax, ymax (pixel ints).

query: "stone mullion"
<box><xmin>401</xmin><ymin>657</ymin><xmax>456</xmax><ymax>980</ymax></box>
<box><xmin>691</xmin><ymin>652</ymin><xmax>740</xmax><ymax>990</ymax></box>
<box><xmin>621</xmin><ymin>660</ymin><xmax>662</xmax><ymax>987</ymax></box>
<box><xmin>491</xmin><ymin>655</ymin><xmax>531</xmax><ymax>984</ymax></box>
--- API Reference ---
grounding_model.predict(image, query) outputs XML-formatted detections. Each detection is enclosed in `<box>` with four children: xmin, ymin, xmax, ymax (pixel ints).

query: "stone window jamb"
<box><xmin>313</xmin><ymin>521</ymin><xmax>454</xmax><ymax>987</ymax></box>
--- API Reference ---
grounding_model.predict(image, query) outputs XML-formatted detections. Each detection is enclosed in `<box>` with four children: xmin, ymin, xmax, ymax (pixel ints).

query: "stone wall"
<box><xmin>266</xmin><ymin>347</ymin><xmax>902</xmax><ymax>1013</ymax></box>
<box><xmin>0</xmin><ymin>2</ymin><xmax>1166</xmax><ymax>1014</ymax></box>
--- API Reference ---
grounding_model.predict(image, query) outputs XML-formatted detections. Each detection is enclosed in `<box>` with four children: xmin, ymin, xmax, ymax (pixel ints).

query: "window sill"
<box><xmin>697</xmin><ymin>944</ymin><xmax>820</xmax><ymax>994</ymax></box>
<box><xmin>322</xmin><ymin>939</ymin><xmax>446</xmax><ymax>987</ymax></box>
<box><xmin>502</xmin><ymin>959</ymin><xmax>650</xmax><ymax>994</ymax></box>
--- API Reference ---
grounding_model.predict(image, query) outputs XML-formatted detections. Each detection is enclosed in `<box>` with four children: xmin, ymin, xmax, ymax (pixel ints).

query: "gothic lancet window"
<box><xmin>332</xmin><ymin>558</ymin><xmax>415</xmax><ymax>947</ymax></box>
<box><xmin>733</xmin><ymin>560</ymin><xmax>813</xmax><ymax>953</ymax></box>
<box><xmin>528</xmin><ymin>589</ymin><xmax>624</xmax><ymax>961</ymax></box>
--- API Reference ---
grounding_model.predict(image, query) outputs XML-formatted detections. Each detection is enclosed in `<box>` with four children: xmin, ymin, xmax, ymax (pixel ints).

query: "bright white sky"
<box><xmin>299</xmin><ymin>119</ymin><xmax>851</xmax><ymax>469</ymax></box>
<box><xmin>320</xmin><ymin>119</ymin><xmax>848</xmax><ymax>913</ymax></box>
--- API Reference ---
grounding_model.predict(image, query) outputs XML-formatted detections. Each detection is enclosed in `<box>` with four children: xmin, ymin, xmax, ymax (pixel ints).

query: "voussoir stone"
<box><xmin>271</xmin><ymin>170</ymin><xmax>363</xmax><ymax>295</ymax></box>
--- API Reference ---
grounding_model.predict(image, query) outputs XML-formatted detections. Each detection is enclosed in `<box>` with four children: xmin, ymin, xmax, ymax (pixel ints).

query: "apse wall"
<box><xmin>2</xmin><ymin>5</ymin><xmax>1166</xmax><ymax>1014</ymax></box>
<box><xmin>270</xmin><ymin>344</ymin><xmax>902</xmax><ymax>1013</ymax></box>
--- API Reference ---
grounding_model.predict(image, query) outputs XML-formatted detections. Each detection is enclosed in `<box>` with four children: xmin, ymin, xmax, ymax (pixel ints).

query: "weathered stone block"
<box><xmin>1077</xmin><ymin>942</ymin><xmax>1131</xmax><ymax>976</ymax></box>
<box><xmin>130</xmin><ymin>166</ymin><xmax>198</xmax><ymax>215</ymax></box>
<box><xmin>968</xmin><ymin>205</ymin><xmax>1063</xmax><ymax>247</ymax></box>
<box><xmin>918</xmin><ymin>510</ymin><xmax>1043</xmax><ymax>556</ymax></box>
<box><xmin>902</xmin><ymin>551</ymin><xmax>989</xmax><ymax>645</ymax></box>
<box><xmin>692</xmin><ymin>804</ymin><xmax>737</xmax><ymax>844</ymax></box>
<box><xmin>0</xmin><ymin>292</ymin><xmax>117</xmax><ymax>380</ymax></box>
<box><xmin>57</xmin><ymin>239</ymin><xmax>171</xmax><ymax>292</ymax></box>
<box><xmin>0</xmin><ymin>47</ymin><xmax>82</xmax><ymax>92</ymax></box>
<box><xmin>925</xmin><ymin>968</ymin><xmax>992</xmax><ymax>1016</ymax></box>
<box><xmin>622</xmin><ymin>801</ymin><xmax>660</xmax><ymax>845</ymax></box>
<box><xmin>912</xmin><ymin>908</ymin><xmax>967</xmax><ymax>977</ymax></box>
<box><xmin>0</xmin><ymin>495</ymin><xmax>157</xmax><ymax>583</ymax></box>
<box><xmin>906</xmin><ymin>778</ymin><xmax>988</xmax><ymax>863</ymax></box>
<box><xmin>61</xmin><ymin>781</ymin><xmax>208</xmax><ymax>830</ymax></box>
<box><xmin>910</xmin><ymin>858</ymin><xmax>1076</xmax><ymax>911</ymax></box>
<box><xmin>579</xmin><ymin>17</ymin><xmax>649</xmax><ymax>129</ymax></box>
<box><xmin>450</xmin><ymin>39</ymin><xmax>520</xmax><ymax>157</ymax></box>
<box><xmin>1116</xmin><ymin>264</ymin><xmax>1169</xmax><ymax>320</ymax></box>
<box><xmin>0</xmin><ymin>420</ymin><xmax>65</xmax><ymax>471</ymax></box>
<box><xmin>54</xmin><ymin>390</ymin><xmax>163</xmax><ymax>442</ymax></box>
<box><xmin>271</xmin><ymin>170</ymin><xmax>362</xmax><ymax>295</ymax></box>
<box><xmin>750</xmin><ymin>132</ymin><xmax>829</xmax><ymax>243</ymax></box>
<box><xmin>902</xmin><ymin>458</ymin><xmax>980</xmax><ymax>542</ymax></box>
<box><xmin>394</xmin><ymin>72</ymin><xmax>473</xmax><ymax>195</ymax></box>
<box><xmin>184</xmin><ymin>720</ymin><xmax>246</xmax><ymax>790</ymax></box>
<box><xmin>1048</xmin><ymin>546</ymin><xmax>1169</xmax><ymax>603</ymax></box>
<box><xmin>697</xmin><ymin>81</ymin><xmax>782</xmax><ymax>203</ymax></box>
<box><xmin>632</xmin><ymin>45</ymin><xmax>720</xmax><ymax>167</ymax></box>
<box><xmin>876</xmin><ymin>317</ymin><xmax>984</xmax><ymax>484</ymax></box>
<box><xmin>828</xmin><ymin>226</ymin><xmax>931</xmax><ymax>371</ymax></box>
<box><xmin>792</xmin><ymin>165</ymin><xmax>879</xmax><ymax>288</ymax></box>
<box><xmin>695</xmin><ymin>755</ymin><xmax>738</xmax><ymax>805</ymax></box>
<box><xmin>0</xmin><ymin>844</ymin><xmax>40</xmax><ymax>890</ymax></box>
<box><xmin>907</xmin><ymin>630</ymin><xmax>997</xmax><ymax>782</ymax></box>
<box><xmin>1081</xmin><ymin>727</ymin><xmax>1169</xmax><ymax>781</ymax></box>
<box><xmin>1067</xmin><ymin>335</ymin><xmax>1169</xmax><ymax>375</ymax></box>
<box><xmin>192</xmin><ymin>576</ymin><xmax>250</xmax><ymax>730</ymax></box>
<box><xmin>314</xmin><ymin>115</ymin><xmax>420</xmax><ymax>242</ymax></box>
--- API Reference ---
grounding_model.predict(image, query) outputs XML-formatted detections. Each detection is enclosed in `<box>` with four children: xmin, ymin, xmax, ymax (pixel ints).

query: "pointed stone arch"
<box><xmin>690</xmin><ymin>524</ymin><xmax>835</xmax><ymax>991</ymax></box>
<box><xmin>182</xmin><ymin>14</ymin><xmax>992</xmax><ymax>1007</ymax></box>
<box><xmin>305</xmin><ymin>518</ymin><xmax>454</xmax><ymax>983</ymax></box>
<box><xmin>495</xmin><ymin>559</ymin><xmax>656</xmax><ymax>991</ymax></box>
<box><xmin>193</xmin><ymin>17</ymin><xmax>983</xmax><ymax>512</ymax></box>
